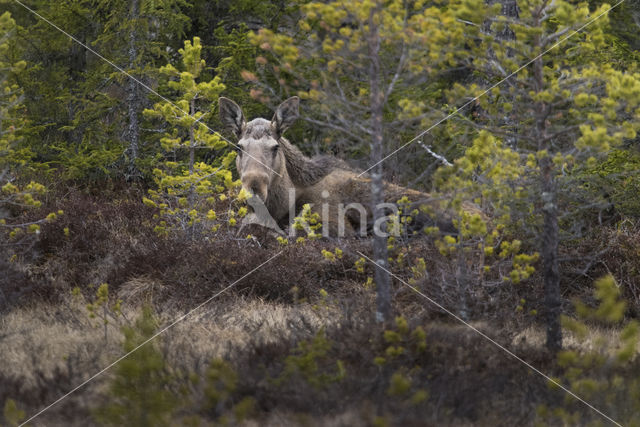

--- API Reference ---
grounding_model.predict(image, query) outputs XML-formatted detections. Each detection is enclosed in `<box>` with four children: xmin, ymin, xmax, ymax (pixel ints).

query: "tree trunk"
<box><xmin>188</xmin><ymin>98</ymin><xmax>196</xmax><ymax>216</ymax></box>
<box><xmin>455</xmin><ymin>222</ymin><xmax>470</xmax><ymax>320</ymax></box>
<box><xmin>125</xmin><ymin>0</ymin><xmax>141</xmax><ymax>180</ymax></box>
<box><xmin>540</xmin><ymin>160</ymin><xmax>562</xmax><ymax>352</ymax></box>
<box><xmin>189</xmin><ymin>99</ymin><xmax>196</xmax><ymax>175</ymax></box>
<box><xmin>498</xmin><ymin>0</ymin><xmax>519</xmax><ymax>148</ymax></box>
<box><xmin>69</xmin><ymin>33</ymin><xmax>87</xmax><ymax>80</ymax></box>
<box><xmin>68</xmin><ymin>31</ymin><xmax>87</xmax><ymax>151</ymax></box>
<box><xmin>368</xmin><ymin>5</ymin><xmax>391</xmax><ymax>324</ymax></box>
<box><xmin>497</xmin><ymin>0</ymin><xmax>518</xmax><ymax>40</ymax></box>
<box><xmin>533</xmin><ymin>34</ymin><xmax>562</xmax><ymax>351</ymax></box>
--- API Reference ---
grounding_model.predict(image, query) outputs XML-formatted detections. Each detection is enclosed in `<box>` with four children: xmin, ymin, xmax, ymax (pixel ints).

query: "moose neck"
<box><xmin>262</xmin><ymin>162</ymin><xmax>294</xmax><ymax>223</ymax></box>
<box><xmin>258</xmin><ymin>137</ymin><xmax>339</xmax><ymax>223</ymax></box>
<box><xmin>278</xmin><ymin>138</ymin><xmax>337</xmax><ymax>188</ymax></box>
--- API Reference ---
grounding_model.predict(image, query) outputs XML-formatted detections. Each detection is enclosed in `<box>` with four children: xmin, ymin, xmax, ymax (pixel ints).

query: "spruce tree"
<box><xmin>94</xmin><ymin>0</ymin><xmax>191</xmax><ymax>179</ymax></box>
<box><xmin>6</xmin><ymin>0</ymin><xmax>119</xmax><ymax>181</ymax></box>
<box><xmin>0</xmin><ymin>11</ymin><xmax>53</xmax><ymax>256</ymax></box>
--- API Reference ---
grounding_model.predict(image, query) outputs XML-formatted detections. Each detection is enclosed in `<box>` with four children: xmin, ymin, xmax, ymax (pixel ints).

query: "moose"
<box><xmin>219</xmin><ymin>96</ymin><xmax>454</xmax><ymax>237</ymax></box>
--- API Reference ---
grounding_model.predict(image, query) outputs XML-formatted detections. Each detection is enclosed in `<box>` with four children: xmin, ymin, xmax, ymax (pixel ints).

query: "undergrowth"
<box><xmin>1</xmin><ymin>187</ymin><xmax>640</xmax><ymax>425</ymax></box>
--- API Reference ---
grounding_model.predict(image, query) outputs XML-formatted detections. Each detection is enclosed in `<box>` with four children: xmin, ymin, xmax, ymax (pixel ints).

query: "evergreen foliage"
<box><xmin>274</xmin><ymin>329</ymin><xmax>345</xmax><ymax>389</ymax></box>
<box><xmin>202</xmin><ymin>359</ymin><xmax>255</xmax><ymax>424</ymax></box>
<box><xmin>248</xmin><ymin>0</ymin><xmax>468</xmax><ymax>169</ymax></box>
<box><xmin>538</xmin><ymin>275</ymin><xmax>640</xmax><ymax>425</ymax></box>
<box><xmin>444</xmin><ymin>0</ymin><xmax>640</xmax><ymax>349</ymax></box>
<box><xmin>2</xmin><ymin>398</ymin><xmax>25</xmax><ymax>427</ymax></box>
<box><xmin>578</xmin><ymin>148</ymin><xmax>640</xmax><ymax>218</ymax></box>
<box><xmin>142</xmin><ymin>37</ymin><xmax>247</xmax><ymax>238</ymax></box>
<box><xmin>95</xmin><ymin>306</ymin><xmax>176</xmax><ymax>427</ymax></box>
<box><xmin>0</xmin><ymin>11</ymin><xmax>54</xmax><ymax>256</ymax></box>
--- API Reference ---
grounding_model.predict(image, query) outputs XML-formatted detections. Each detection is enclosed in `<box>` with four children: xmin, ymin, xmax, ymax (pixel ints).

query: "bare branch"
<box><xmin>418</xmin><ymin>141</ymin><xmax>453</xmax><ymax>166</ymax></box>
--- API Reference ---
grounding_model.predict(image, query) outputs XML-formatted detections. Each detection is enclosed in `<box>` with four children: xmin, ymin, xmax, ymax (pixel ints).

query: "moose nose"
<box><xmin>243</xmin><ymin>173</ymin><xmax>269</xmax><ymax>201</ymax></box>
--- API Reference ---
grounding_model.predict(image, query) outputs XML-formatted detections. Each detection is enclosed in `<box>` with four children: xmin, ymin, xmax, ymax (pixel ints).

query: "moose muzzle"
<box><xmin>242</xmin><ymin>173</ymin><xmax>269</xmax><ymax>202</ymax></box>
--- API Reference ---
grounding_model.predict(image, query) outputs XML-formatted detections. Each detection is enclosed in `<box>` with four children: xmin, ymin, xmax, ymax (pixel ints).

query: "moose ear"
<box><xmin>271</xmin><ymin>96</ymin><xmax>300</xmax><ymax>137</ymax></box>
<box><xmin>219</xmin><ymin>97</ymin><xmax>245</xmax><ymax>138</ymax></box>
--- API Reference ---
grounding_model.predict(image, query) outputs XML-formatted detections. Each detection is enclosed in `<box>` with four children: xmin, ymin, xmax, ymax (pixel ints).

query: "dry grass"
<box><xmin>0</xmin><ymin>289</ymin><xmax>558</xmax><ymax>426</ymax></box>
<box><xmin>163</xmin><ymin>297</ymin><xmax>345</xmax><ymax>374</ymax></box>
<box><xmin>512</xmin><ymin>323</ymin><xmax>640</xmax><ymax>356</ymax></box>
<box><xmin>0</xmin><ymin>290</ymin><xmax>629</xmax><ymax>426</ymax></box>
<box><xmin>0</xmin><ymin>301</ymin><xmax>122</xmax><ymax>387</ymax></box>
<box><xmin>0</xmin><ymin>295</ymin><xmax>342</xmax><ymax>381</ymax></box>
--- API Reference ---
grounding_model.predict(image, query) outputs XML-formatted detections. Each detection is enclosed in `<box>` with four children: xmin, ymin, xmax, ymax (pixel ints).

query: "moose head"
<box><xmin>219</xmin><ymin>96</ymin><xmax>299</xmax><ymax>203</ymax></box>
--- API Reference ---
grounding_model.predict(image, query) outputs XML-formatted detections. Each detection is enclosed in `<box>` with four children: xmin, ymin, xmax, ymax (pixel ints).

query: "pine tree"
<box><xmin>538</xmin><ymin>275</ymin><xmax>640</xmax><ymax>425</ymax></box>
<box><xmin>432</xmin><ymin>131</ymin><xmax>539</xmax><ymax>318</ymax></box>
<box><xmin>189</xmin><ymin>0</ymin><xmax>299</xmax><ymax>114</ymax></box>
<box><xmin>249</xmin><ymin>0</ymin><xmax>469</xmax><ymax>322</ymax></box>
<box><xmin>447</xmin><ymin>0</ymin><xmax>640</xmax><ymax>351</ymax></box>
<box><xmin>142</xmin><ymin>37</ymin><xmax>247</xmax><ymax>238</ymax></box>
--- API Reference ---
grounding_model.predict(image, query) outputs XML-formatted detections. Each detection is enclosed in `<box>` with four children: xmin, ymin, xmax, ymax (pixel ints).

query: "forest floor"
<box><xmin>1</xmin><ymin>185</ymin><xmax>639</xmax><ymax>426</ymax></box>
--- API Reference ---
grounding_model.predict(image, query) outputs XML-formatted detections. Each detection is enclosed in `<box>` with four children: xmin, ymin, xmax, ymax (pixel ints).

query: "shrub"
<box><xmin>274</xmin><ymin>329</ymin><xmax>345</xmax><ymax>390</ymax></box>
<box><xmin>537</xmin><ymin>275</ymin><xmax>640</xmax><ymax>425</ymax></box>
<box><xmin>142</xmin><ymin>37</ymin><xmax>245</xmax><ymax>239</ymax></box>
<box><xmin>94</xmin><ymin>307</ymin><xmax>176</xmax><ymax>426</ymax></box>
